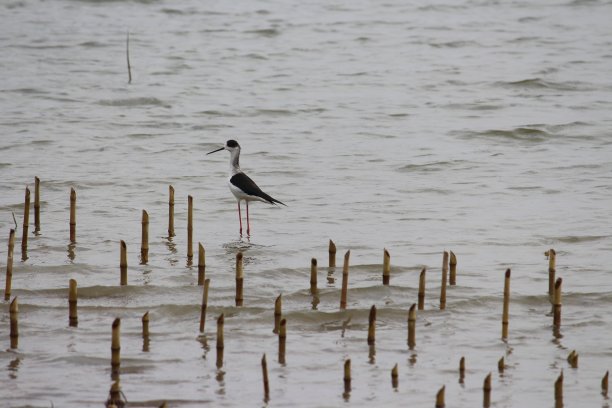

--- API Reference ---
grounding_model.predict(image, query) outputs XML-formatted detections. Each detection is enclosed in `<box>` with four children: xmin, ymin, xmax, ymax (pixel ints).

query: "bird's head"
<box><xmin>207</xmin><ymin>139</ymin><xmax>240</xmax><ymax>155</ymax></box>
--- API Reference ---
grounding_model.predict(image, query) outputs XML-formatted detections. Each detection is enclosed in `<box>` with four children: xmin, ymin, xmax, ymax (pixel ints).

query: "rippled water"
<box><xmin>2</xmin><ymin>0</ymin><xmax>612</xmax><ymax>407</ymax></box>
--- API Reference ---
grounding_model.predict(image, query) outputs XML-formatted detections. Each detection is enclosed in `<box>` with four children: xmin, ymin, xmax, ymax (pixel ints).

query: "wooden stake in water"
<box><xmin>440</xmin><ymin>251</ymin><xmax>449</xmax><ymax>310</ymax></box>
<box><xmin>105</xmin><ymin>381</ymin><xmax>126</xmax><ymax>408</ymax></box>
<box><xmin>34</xmin><ymin>177</ymin><xmax>41</xmax><ymax>233</ymax></box>
<box><xmin>459</xmin><ymin>356</ymin><xmax>466</xmax><ymax>384</ymax></box>
<box><xmin>140</xmin><ymin>210</ymin><xmax>149</xmax><ymax>264</ymax></box>
<box><xmin>235</xmin><ymin>252</ymin><xmax>244</xmax><ymax>306</ymax></box>
<box><xmin>70</xmin><ymin>188</ymin><xmax>76</xmax><ymax>243</ymax></box>
<box><xmin>344</xmin><ymin>359</ymin><xmax>351</xmax><ymax>394</ymax></box>
<box><xmin>391</xmin><ymin>363</ymin><xmax>399</xmax><ymax>389</ymax></box>
<box><xmin>142</xmin><ymin>311</ymin><xmax>150</xmax><ymax>352</ymax></box>
<box><xmin>168</xmin><ymin>185</ymin><xmax>175</xmax><ymax>237</ymax></box>
<box><xmin>329</xmin><ymin>239</ymin><xmax>336</xmax><ymax>268</ymax></box>
<box><xmin>199</xmin><ymin>279</ymin><xmax>210</xmax><ymax>333</ymax></box>
<box><xmin>187</xmin><ymin>195</ymin><xmax>193</xmax><ymax>260</ymax></box>
<box><xmin>553</xmin><ymin>277</ymin><xmax>562</xmax><ymax>328</ymax></box>
<box><xmin>555</xmin><ymin>370</ymin><xmax>563</xmax><ymax>406</ymax></box>
<box><xmin>198</xmin><ymin>243</ymin><xmax>205</xmax><ymax>285</ymax></box>
<box><xmin>340</xmin><ymin>250</ymin><xmax>350</xmax><ymax>310</ymax></box>
<box><xmin>383</xmin><ymin>248</ymin><xmax>390</xmax><ymax>285</ymax></box>
<box><xmin>216</xmin><ymin>314</ymin><xmax>224</xmax><ymax>368</ymax></box>
<box><xmin>408</xmin><ymin>303</ymin><xmax>416</xmax><ymax>349</ymax></box>
<box><xmin>483</xmin><ymin>372</ymin><xmax>492</xmax><ymax>408</ymax></box>
<box><xmin>4</xmin><ymin>229</ymin><xmax>15</xmax><ymax>301</ymax></box>
<box><xmin>310</xmin><ymin>258</ymin><xmax>318</xmax><ymax>292</ymax></box>
<box><xmin>68</xmin><ymin>279</ymin><xmax>78</xmax><ymax>327</ymax></box>
<box><xmin>273</xmin><ymin>294</ymin><xmax>282</xmax><ymax>334</ymax></box>
<box><xmin>418</xmin><ymin>267</ymin><xmax>426</xmax><ymax>310</ymax></box>
<box><xmin>279</xmin><ymin>318</ymin><xmax>287</xmax><ymax>365</ymax></box>
<box><xmin>502</xmin><ymin>268</ymin><xmax>511</xmax><ymax>340</ymax></box>
<box><xmin>21</xmin><ymin>187</ymin><xmax>30</xmax><ymax>258</ymax></box>
<box><xmin>567</xmin><ymin>350</ymin><xmax>578</xmax><ymax>368</ymax></box>
<box><xmin>498</xmin><ymin>357</ymin><xmax>505</xmax><ymax>374</ymax></box>
<box><xmin>111</xmin><ymin>318</ymin><xmax>121</xmax><ymax>376</ymax></box>
<box><xmin>602</xmin><ymin>370</ymin><xmax>609</xmax><ymax>397</ymax></box>
<box><xmin>436</xmin><ymin>386</ymin><xmax>445</xmax><ymax>408</ymax></box>
<box><xmin>120</xmin><ymin>240</ymin><xmax>127</xmax><ymax>286</ymax></box>
<box><xmin>262</xmin><ymin>353</ymin><xmax>270</xmax><ymax>402</ymax></box>
<box><xmin>367</xmin><ymin>305</ymin><xmax>376</xmax><ymax>345</ymax></box>
<box><xmin>10</xmin><ymin>297</ymin><xmax>18</xmax><ymax>349</ymax></box>
<box><xmin>548</xmin><ymin>249</ymin><xmax>556</xmax><ymax>303</ymax></box>
<box><xmin>449</xmin><ymin>251</ymin><xmax>457</xmax><ymax>285</ymax></box>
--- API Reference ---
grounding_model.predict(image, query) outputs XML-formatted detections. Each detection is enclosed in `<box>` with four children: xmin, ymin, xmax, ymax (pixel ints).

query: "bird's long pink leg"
<box><xmin>246</xmin><ymin>201</ymin><xmax>251</xmax><ymax>237</ymax></box>
<box><xmin>237</xmin><ymin>202</ymin><xmax>243</xmax><ymax>237</ymax></box>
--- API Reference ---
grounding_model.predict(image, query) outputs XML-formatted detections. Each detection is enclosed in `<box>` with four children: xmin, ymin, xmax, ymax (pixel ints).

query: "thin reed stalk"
<box><xmin>69</xmin><ymin>279</ymin><xmax>78</xmax><ymax>327</ymax></box>
<box><xmin>4</xmin><ymin>229</ymin><xmax>15</xmax><ymax>301</ymax></box>
<box><xmin>279</xmin><ymin>318</ymin><xmax>287</xmax><ymax>365</ymax></box>
<box><xmin>418</xmin><ymin>267</ymin><xmax>426</xmax><ymax>310</ymax></box>
<box><xmin>10</xmin><ymin>297</ymin><xmax>18</xmax><ymax>349</ymax></box>
<box><xmin>367</xmin><ymin>305</ymin><xmax>376</xmax><ymax>345</ymax></box>
<box><xmin>273</xmin><ymin>294</ymin><xmax>282</xmax><ymax>334</ymax></box>
<box><xmin>142</xmin><ymin>311</ymin><xmax>150</xmax><ymax>352</ymax></box>
<box><xmin>391</xmin><ymin>364</ymin><xmax>398</xmax><ymax>389</ymax></box>
<box><xmin>440</xmin><ymin>251</ymin><xmax>449</xmax><ymax>310</ymax></box>
<box><xmin>21</xmin><ymin>187</ymin><xmax>30</xmax><ymax>258</ymax></box>
<box><xmin>310</xmin><ymin>258</ymin><xmax>317</xmax><ymax>292</ymax></box>
<box><xmin>498</xmin><ymin>357</ymin><xmax>505</xmax><ymax>374</ymax></box>
<box><xmin>459</xmin><ymin>356</ymin><xmax>465</xmax><ymax>384</ymax></box>
<box><xmin>168</xmin><ymin>185</ymin><xmax>175</xmax><ymax>237</ymax></box>
<box><xmin>329</xmin><ymin>239</ymin><xmax>336</xmax><ymax>268</ymax></box>
<box><xmin>126</xmin><ymin>31</ymin><xmax>132</xmax><ymax>84</ymax></box>
<box><xmin>111</xmin><ymin>318</ymin><xmax>121</xmax><ymax>376</ymax></box>
<box><xmin>553</xmin><ymin>277</ymin><xmax>562</xmax><ymax>328</ymax></box>
<box><xmin>198</xmin><ymin>243</ymin><xmax>205</xmax><ymax>285</ymax></box>
<box><xmin>200</xmin><ymin>279</ymin><xmax>210</xmax><ymax>333</ymax></box>
<box><xmin>216</xmin><ymin>313</ymin><xmax>224</xmax><ymax>368</ymax></box>
<box><xmin>483</xmin><ymin>373</ymin><xmax>492</xmax><ymax>408</ymax></box>
<box><xmin>340</xmin><ymin>250</ymin><xmax>350</xmax><ymax>309</ymax></box>
<box><xmin>344</xmin><ymin>359</ymin><xmax>351</xmax><ymax>394</ymax></box>
<box><xmin>603</xmin><ymin>371</ymin><xmax>609</xmax><ymax>397</ymax></box>
<box><xmin>34</xmin><ymin>177</ymin><xmax>40</xmax><ymax>233</ymax></box>
<box><xmin>70</xmin><ymin>188</ymin><xmax>76</xmax><ymax>242</ymax></box>
<box><xmin>262</xmin><ymin>354</ymin><xmax>270</xmax><ymax>402</ymax></box>
<box><xmin>140</xmin><ymin>210</ymin><xmax>149</xmax><ymax>264</ymax></box>
<box><xmin>435</xmin><ymin>386</ymin><xmax>445</xmax><ymax>408</ymax></box>
<box><xmin>187</xmin><ymin>195</ymin><xmax>193</xmax><ymax>259</ymax></box>
<box><xmin>383</xmin><ymin>248</ymin><xmax>390</xmax><ymax>285</ymax></box>
<box><xmin>408</xmin><ymin>303</ymin><xmax>416</xmax><ymax>349</ymax></box>
<box><xmin>502</xmin><ymin>268</ymin><xmax>511</xmax><ymax>339</ymax></box>
<box><xmin>120</xmin><ymin>240</ymin><xmax>127</xmax><ymax>285</ymax></box>
<box><xmin>449</xmin><ymin>251</ymin><xmax>457</xmax><ymax>285</ymax></box>
<box><xmin>235</xmin><ymin>252</ymin><xmax>244</xmax><ymax>306</ymax></box>
<box><xmin>548</xmin><ymin>249</ymin><xmax>556</xmax><ymax>303</ymax></box>
<box><xmin>555</xmin><ymin>370</ymin><xmax>563</xmax><ymax>406</ymax></box>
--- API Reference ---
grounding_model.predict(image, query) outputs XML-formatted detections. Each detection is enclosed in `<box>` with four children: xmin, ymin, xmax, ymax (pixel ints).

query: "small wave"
<box><xmin>97</xmin><ymin>97</ymin><xmax>170</xmax><ymax>107</ymax></box>
<box><xmin>496</xmin><ymin>78</ymin><xmax>591</xmax><ymax>92</ymax></box>
<box><xmin>254</xmin><ymin>108</ymin><xmax>293</xmax><ymax>117</ymax></box>
<box><xmin>456</xmin><ymin>127</ymin><xmax>551</xmax><ymax>143</ymax></box>
<box><xmin>552</xmin><ymin>235</ymin><xmax>608</xmax><ymax>243</ymax></box>
<box><xmin>245</xmin><ymin>28</ymin><xmax>280</xmax><ymax>37</ymax></box>
<box><xmin>399</xmin><ymin>160</ymin><xmax>471</xmax><ymax>173</ymax></box>
<box><xmin>429</xmin><ymin>40</ymin><xmax>480</xmax><ymax>48</ymax></box>
<box><xmin>79</xmin><ymin>41</ymin><xmax>108</xmax><ymax>48</ymax></box>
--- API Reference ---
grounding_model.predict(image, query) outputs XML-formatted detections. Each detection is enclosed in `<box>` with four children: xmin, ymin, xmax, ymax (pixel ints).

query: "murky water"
<box><xmin>1</xmin><ymin>0</ymin><xmax>612</xmax><ymax>406</ymax></box>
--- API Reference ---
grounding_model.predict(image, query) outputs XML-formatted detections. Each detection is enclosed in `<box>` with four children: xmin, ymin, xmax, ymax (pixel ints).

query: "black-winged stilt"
<box><xmin>207</xmin><ymin>140</ymin><xmax>286</xmax><ymax>237</ymax></box>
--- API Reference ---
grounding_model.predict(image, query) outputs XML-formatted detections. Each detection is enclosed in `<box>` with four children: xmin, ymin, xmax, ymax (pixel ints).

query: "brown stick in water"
<box><xmin>340</xmin><ymin>250</ymin><xmax>350</xmax><ymax>309</ymax></box>
<box><xmin>418</xmin><ymin>267</ymin><xmax>426</xmax><ymax>310</ymax></box>
<box><xmin>70</xmin><ymin>188</ymin><xmax>76</xmax><ymax>243</ymax></box>
<box><xmin>440</xmin><ymin>251</ymin><xmax>449</xmax><ymax>310</ymax></box>
<box><xmin>4</xmin><ymin>229</ymin><xmax>15</xmax><ymax>301</ymax></box>
<box><xmin>10</xmin><ymin>297</ymin><xmax>19</xmax><ymax>349</ymax></box>
<box><xmin>383</xmin><ymin>248</ymin><xmax>390</xmax><ymax>285</ymax></box>
<box><xmin>69</xmin><ymin>279</ymin><xmax>78</xmax><ymax>327</ymax></box>
<box><xmin>502</xmin><ymin>268</ymin><xmax>511</xmax><ymax>340</ymax></box>
<box><xmin>187</xmin><ymin>195</ymin><xmax>193</xmax><ymax>259</ymax></box>
<box><xmin>200</xmin><ymin>279</ymin><xmax>210</xmax><ymax>333</ymax></box>
<box><xmin>140</xmin><ymin>210</ymin><xmax>149</xmax><ymax>264</ymax></box>
<box><xmin>329</xmin><ymin>239</ymin><xmax>336</xmax><ymax>268</ymax></box>
<box><xmin>120</xmin><ymin>240</ymin><xmax>127</xmax><ymax>285</ymax></box>
<box><xmin>168</xmin><ymin>185</ymin><xmax>175</xmax><ymax>237</ymax></box>
<box><xmin>449</xmin><ymin>251</ymin><xmax>457</xmax><ymax>285</ymax></box>
<box><xmin>198</xmin><ymin>242</ymin><xmax>205</xmax><ymax>285</ymax></box>
<box><xmin>367</xmin><ymin>305</ymin><xmax>376</xmax><ymax>346</ymax></box>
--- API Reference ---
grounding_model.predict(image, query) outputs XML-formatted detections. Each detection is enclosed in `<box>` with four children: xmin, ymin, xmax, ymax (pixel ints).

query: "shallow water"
<box><xmin>1</xmin><ymin>0</ymin><xmax>612</xmax><ymax>406</ymax></box>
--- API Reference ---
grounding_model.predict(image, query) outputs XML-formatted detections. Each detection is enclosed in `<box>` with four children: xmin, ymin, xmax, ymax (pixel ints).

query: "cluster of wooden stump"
<box><xmin>3</xmin><ymin>179</ymin><xmax>610</xmax><ymax>407</ymax></box>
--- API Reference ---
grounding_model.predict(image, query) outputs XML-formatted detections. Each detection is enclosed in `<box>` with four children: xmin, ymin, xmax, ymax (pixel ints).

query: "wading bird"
<box><xmin>207</xmin><ymin>140</ymin><xmax>286</xmax><ymax>237</ymax></box>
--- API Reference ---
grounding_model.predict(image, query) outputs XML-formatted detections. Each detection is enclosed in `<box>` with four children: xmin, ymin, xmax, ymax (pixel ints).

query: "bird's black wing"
<box><xmin>230</xmin><ymin>172</ymin><xmax>286</xmax><ymax>206</ymax></box>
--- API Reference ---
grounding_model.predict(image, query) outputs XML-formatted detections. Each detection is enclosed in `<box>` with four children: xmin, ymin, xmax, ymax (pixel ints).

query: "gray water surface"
<box><xmin>1</xmin><ymin>0</ymin><xmax>612</xmax><ymax>406</ymax></box>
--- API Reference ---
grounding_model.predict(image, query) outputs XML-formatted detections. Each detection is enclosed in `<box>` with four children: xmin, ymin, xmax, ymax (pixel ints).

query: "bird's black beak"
<box><xmin>207</xmin><ymin>146</ymin><xmax>225</xmax><ymax>155</ymax></box>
